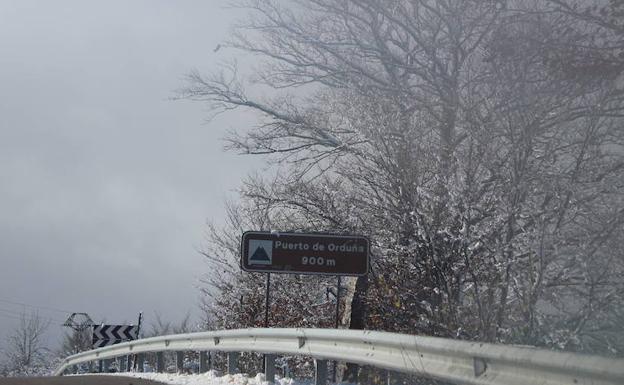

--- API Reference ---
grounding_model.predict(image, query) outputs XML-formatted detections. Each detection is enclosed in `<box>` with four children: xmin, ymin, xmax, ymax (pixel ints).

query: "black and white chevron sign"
<box><xmin>92</xmin><ymin>324</ymin><xmax>138</xmax><ymax>348</ymax></box>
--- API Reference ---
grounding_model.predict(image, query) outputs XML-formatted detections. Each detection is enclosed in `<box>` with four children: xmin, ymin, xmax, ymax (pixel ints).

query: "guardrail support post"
<box><xmin>98</xmin><ymin>360</ymin><xmax>103</xmax><ymax>373</ymax></box>
<box><xmin>199</xmin><ymin>351</ymin><xmax>210</xmax><ymax>373</ymax></box>
<box><xmin>265</xmin><ymin>354</ymin><xmax>276</xmax><ymax>383</ymax></box>
<box><xmin>227</xmin><ymin>352</ymin><xmax>239</xmax><ymax>374</ymax></box>
<box><xmin>315</xmin><ymin>359</ymin><xmax>328</xmax><ymax>385</ymax></box>
<box><xmin>156</xmin><ymin>351</ymin><xmax>164</xmax><ymax>373</ymax></box>
<box><xmin>126</xmin><ymin>355</ymin><xmax>132</xmax><ymax>372</ymax></box>
<box><xmin>103</xmin><ymin>359</ymin><xmax>111</xmax><ymax>372</ymax></box>
<box><xmin>176</xmin><ymin>351</ymin><xmax>184</xmax><ymax>373</ymax></box>
<box><xmin>118</xmin><ymin>356</ymin><xmax>125</xmax><ymax>372</ymax></box>
<box><xmin>137</xmin><ymin>353</ymin><xmax>145</xmax><ymax>372</ymax></box>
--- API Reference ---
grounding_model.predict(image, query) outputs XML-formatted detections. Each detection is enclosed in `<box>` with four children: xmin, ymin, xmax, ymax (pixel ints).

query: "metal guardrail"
<box><xmin>54</xmin><ymin>328</ymin><xmax>624</xmax><ymax>385</ymax></box>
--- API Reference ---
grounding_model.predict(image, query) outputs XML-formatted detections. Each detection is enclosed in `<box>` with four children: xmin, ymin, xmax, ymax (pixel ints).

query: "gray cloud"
<box><xmin>0</xmin><ymin>0</ymin><xmax>254</xmax><ymax>349</ymax></box>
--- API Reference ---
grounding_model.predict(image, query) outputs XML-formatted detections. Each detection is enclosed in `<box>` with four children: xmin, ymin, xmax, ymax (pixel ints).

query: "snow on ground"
<box><xmin>110</xmin><ymin>371</ymin><xmax>310</xmax><ymax>385</ymax></box>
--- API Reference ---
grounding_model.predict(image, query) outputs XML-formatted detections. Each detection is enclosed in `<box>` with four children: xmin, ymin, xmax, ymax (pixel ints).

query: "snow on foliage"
<box><xmin>0</xmin><ymin>353</ymin><xmax>63</xmax><ymax>378</ymax></box>
<box><xmin>187</xmin><ymin>1</ymin><xmax>624</xmax><ymax>373</ymax></box>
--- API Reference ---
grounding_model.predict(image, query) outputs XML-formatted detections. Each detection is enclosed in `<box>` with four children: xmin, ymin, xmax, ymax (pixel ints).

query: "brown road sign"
<box><xmin>241</xmin><ymin>231</ymin><xmax>369</xmax><ymax>276</ymax></box>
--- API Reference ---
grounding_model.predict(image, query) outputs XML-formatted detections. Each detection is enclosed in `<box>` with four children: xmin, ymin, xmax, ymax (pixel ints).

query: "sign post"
<box><xmin>335</xmin><ymin>276</ymin><xmax>342</xmax><ymax>328</ymax></box>
<box><xmin>265</xmin><ymin>273</ymin><xmax>271</xmax><ymax>327</ymax></box>
<box><xmin>132</xmin><ymin>312</ymin><xmax>143</xmax><ymax>371</ymax></box>
<box><xmin>333</xmin><ymin>275</ymin><xmax>342</xmax><ymax>382</ymax></box>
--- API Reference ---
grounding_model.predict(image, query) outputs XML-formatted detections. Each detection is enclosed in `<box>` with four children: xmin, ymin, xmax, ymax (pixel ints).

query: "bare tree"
<box><xmin>4</xmin><ymin>312</ymin><xmax>50</xmax><ymax>372</ymax></box>
<box><xmin>145</xmin><ymin>311</ymin><xmax>193</xmax><ymax>337</ymax></box>
<box><xmin>186</xmin><ymin>0</ymin><xmax>624</xmax><ymax>369</ymax></box>
<box><xmin>59</xmin><ymin>329</ymin><xmax>92</xmax><ymax>357</ymax></box>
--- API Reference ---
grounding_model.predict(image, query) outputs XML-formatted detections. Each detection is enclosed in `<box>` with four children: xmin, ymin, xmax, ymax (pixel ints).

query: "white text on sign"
<box><xmin>274</xmin><ymin>241</ymin><xmax>365</xmax><ymax>253</ymax></box>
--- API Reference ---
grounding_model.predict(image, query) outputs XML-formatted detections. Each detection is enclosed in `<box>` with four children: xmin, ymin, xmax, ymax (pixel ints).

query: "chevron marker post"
<box><xmin>92</xmin><ymin>325</ymin><xmax>139</xmax><ymax>348</ymax></box>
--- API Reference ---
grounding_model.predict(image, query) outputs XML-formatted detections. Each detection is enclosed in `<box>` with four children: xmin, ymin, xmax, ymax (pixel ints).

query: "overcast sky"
<box><xmin>0</xmin><ymin>1</ymin><xmax>257</xmax><ymax>351</ymax></box>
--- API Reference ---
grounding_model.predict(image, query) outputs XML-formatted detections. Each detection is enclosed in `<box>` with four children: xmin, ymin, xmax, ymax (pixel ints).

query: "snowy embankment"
<box><xmin>111</xmin><ymin>371</ymin><xmax>310</xmax><ymax>385</ymax></box>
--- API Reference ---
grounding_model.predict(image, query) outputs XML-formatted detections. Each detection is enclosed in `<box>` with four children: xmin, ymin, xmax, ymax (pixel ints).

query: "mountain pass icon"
<box><xmin>248</xmin><ymin>239</ymin><xmax>273</xmax><ymax>265</ymax></box>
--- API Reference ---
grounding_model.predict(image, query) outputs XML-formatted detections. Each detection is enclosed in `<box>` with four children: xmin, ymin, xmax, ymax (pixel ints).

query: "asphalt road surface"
<box><xmin>0</xmin><ymin>376</ymin><xmax>166</xmax><ymax>385</ymax></box>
